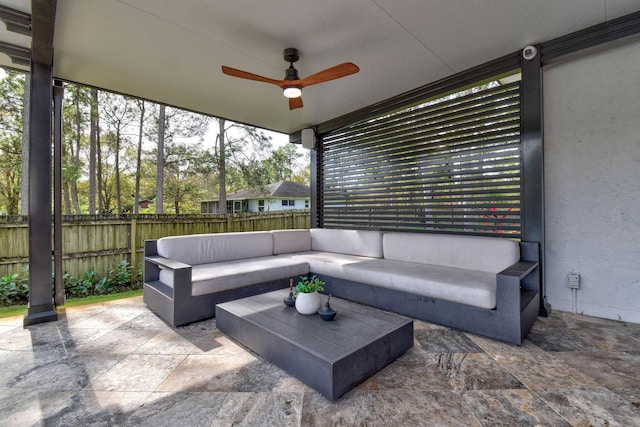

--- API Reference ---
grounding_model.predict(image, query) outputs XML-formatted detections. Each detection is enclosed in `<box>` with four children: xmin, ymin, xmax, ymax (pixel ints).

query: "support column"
<box><xmin>53</xmin><ymin>80</ymin><xmax>65</xmax><ymax>307</ymax></box>
<box><xmin>24</xmin><ymin>61</ymin><xmax>57</xmax><ymax>326</ymax></box>
<box><xmin>24</xmin><ymin>0</ymin><xmax>58</xmax><ymax>326</ymax></box>
<box><xmin>310</xmin><ymin>136</ymin><xmax>323</xmax><ymax>228</ymax></box>
<box><xmin>520</xmin><ymin>45</ymin><xmax>551</xmax><ymax>317</ymax></box>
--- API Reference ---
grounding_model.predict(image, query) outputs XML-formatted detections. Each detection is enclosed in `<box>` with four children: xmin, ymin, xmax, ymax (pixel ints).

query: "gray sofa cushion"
<box><xmin>383</xmin><ymin>232</ymin><xmax>519</xmax><ymax>274</ymax></box>
<box><xmin>157</xmin><ymin>231</ymin><xmax>273</xmax><ymax>266</ymax></box>
<box><xmin>310</xmin><ymin>228</ymin><xmax>383</xmax><ymax>258</ymax></box>
<box><xmin>272</xmin><ymin>229</ymin><xmax>312</xmax><ymax>254</ymax></box>
<box><xmin>279</xmin><ymin>251</ymin><xmax>377</xmax><ymax>281</ymax></box>
<box><xmin>159</xmin><ymin>256</ymin><xmax>309</xmax><ymax>296</ymax></box>
<box><xmin>343</xmin><ymin>258</ymin><xmax>498</xmax><ymax>309</ymax></box>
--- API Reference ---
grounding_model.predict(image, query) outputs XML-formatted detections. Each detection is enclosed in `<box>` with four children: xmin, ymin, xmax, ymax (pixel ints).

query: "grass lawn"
<box><xmin>0</xmin><ymin>289</ymin><xmax>144</xmax><ymax>319</ymax></box>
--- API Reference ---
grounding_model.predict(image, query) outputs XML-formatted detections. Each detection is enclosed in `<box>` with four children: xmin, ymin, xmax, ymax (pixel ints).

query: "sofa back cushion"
<box><xmin>271</xmin><ymin>229</ymin><xmax>312</xmax><ymax>254</ymax></box>
<box><xmin>310</xmin><ymin>228</ymin><xmax>383</xmax><ymax>258</ymax></box>
<box><xmin>383</xmin><ymin>232</ymin><xmax>519</xmax><ymax>273</ymax></box>
<box><xmin>157</xmin><ymin>231</ymin><xmax>273</xmax><ymax>265</ymax></box>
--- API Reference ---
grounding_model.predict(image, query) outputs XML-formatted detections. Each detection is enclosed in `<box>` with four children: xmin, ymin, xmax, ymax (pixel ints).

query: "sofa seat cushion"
<box><xmin>343</xmin><ymin>259</ymin><xmax>498</xmax><ymax>309</ymax></box>
<box><xmin>159</xmin><ymin>256</ymin><xmax>309</xmax><ymax>296</ymax></box>
<box><xmin>278</xmin><ymin>251</ymin><xmax>377</xmax><ymax>281</ymax></box>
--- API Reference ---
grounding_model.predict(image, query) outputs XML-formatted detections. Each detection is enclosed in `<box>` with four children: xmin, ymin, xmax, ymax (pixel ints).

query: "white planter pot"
<box><xmin>295</xmin><ymin>291</ymin><xmax>321</xmax><ymax>315</ymax></box>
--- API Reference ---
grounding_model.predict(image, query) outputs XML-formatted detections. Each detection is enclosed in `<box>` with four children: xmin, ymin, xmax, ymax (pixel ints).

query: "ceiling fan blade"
<box><xmin>299</xmin><ymin>62</ymin><xmax>359</xmax><ymax>87</ymax></box>
<box><xmin>289</xmin><ymin>96</ymin><xmax>303</xmax><ymax>110</ymax></box>
<box><xmin>221</xmin><ymin>66</ymin><xmax>282</xmax><ymax>86</ymax></box>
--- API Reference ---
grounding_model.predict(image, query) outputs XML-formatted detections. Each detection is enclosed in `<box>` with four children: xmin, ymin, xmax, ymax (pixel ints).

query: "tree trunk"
<box><xmin>63</xmin><ymin>180</ymin><xmax>72</xmax><ymax>215</ymax></box>
<box><xmin>89</xmin><ymin>88</ymin><xmax>98</xmax><ymax>214</ymax></box>
<box><xmin>20</xmin><ymin>77</ymin><xmax>30</xmax><ymax>216</ymax></box>
<box><xmin>115</xmin><ymin>126</ymin><xmax>122</xmax><ymax>214</ymax></box>
<box><xmin>97</xmin><ymin>111</ymin><xmax>104</xmax><ymax>214</ymax></box>
<box><xmin>134</xmin><ymin>101</ymin><xmax>145</xmax><ymax>214</ymax></box>
<box><xmin>218</xmin><ymin>118</ymin><xmax>226</xmax><ymax>214</ymax></box>
<box><xmin>156</xmin><ymin>104</ymin><xmax>165</xmax><ymax>214</ymax></box>
<box><xmin>71</xmin><ymin>91</ymin><xmax>82</xmax><ymax>214</ymax></box>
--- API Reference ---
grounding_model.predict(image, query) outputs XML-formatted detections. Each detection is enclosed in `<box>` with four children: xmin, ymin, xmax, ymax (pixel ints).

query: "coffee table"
<box><xmin>215</xmin><ymin>289</ymin><xmax>413</xmax><ymax>400</ymax></box>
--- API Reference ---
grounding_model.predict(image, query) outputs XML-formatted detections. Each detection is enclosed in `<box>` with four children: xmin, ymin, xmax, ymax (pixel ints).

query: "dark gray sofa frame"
<box><xmin>144</xmin><ymin>237</ymin><xmax>539</xmax><ymax>344</ymax></box>
<box><xmin>318</xmin><ymin>241</ymin><xmax>540</xmax><ymax>345</ymax></box>
<box><xmin>143</xmin><ymin>240</ymin><xmax>289</xmax><ymax>326</ymax></box>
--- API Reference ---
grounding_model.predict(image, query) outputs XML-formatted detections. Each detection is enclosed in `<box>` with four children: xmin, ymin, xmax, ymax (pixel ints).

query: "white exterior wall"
<box><xmin>248</xmin><ymin>199</ymin><xmax>259</xmax><ymax>212</ymax></box>
<box><xmin>245</xmin><ymin>199</ymin><xmax>309</xmax><ymax>212</ymax></box>
<box><xmin>543</xmin><ymin>36</ymin><xmax>640</xmax><ymax>323</ymax></box>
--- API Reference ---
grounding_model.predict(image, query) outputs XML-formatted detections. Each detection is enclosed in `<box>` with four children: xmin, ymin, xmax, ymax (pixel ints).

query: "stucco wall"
<box><xmin>543</xmin><ymin>36</ymin><xmax>640</xmax><ymax>323</ymax></box>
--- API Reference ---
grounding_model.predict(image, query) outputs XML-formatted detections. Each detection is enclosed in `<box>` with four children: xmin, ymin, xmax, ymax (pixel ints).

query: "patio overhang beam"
<box><xmin>0</xmin><ymin>5</ymin><xmax>31</xmax><ymax>36</ymax></box>
<box><xmin>0</xmin><ymin>41</ymin><xmax>30</xmax><ymax>66</ymax></box>
<box><xmin>540</xmin><ymin>10</ymin><xmax>640</xmax><ymax>63</ymax></box>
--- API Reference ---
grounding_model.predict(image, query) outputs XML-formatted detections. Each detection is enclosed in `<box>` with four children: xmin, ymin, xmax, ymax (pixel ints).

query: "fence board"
<box><xmin>0</xmin><ymin>210</ymin><xmax>310</xmax><ymax>278</ymax></box>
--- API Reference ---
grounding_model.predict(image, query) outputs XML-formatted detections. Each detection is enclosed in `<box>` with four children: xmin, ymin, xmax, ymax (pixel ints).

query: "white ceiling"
<box><xmin>2</xmin><ymin>0</ymin><xmax>640</xmax><ymax>134</ymax></box>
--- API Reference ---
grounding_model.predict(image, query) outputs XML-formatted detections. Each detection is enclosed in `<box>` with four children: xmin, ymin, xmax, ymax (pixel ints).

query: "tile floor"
<box><xmin>1</xmin><ymin>296</ymin><xmax>639</xmax><ymax>426</ymax></box>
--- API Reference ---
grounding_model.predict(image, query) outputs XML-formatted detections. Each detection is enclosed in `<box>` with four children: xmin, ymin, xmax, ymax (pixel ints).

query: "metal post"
<box><xmin>310</xmin><ymin>135</ymin><xmax>323</xmax><ymax>228</ymax></box>
<box><xmin>24</xmin><ymin>0</ymin><xmax>58</xmax><ymax>326</ymax></box>
<box><xmin>520</xmin><ymin>45</ymin><xmax>551</xmax><ymax>317</ymax></box>
<box><xmin>24</xmin><ymin>61</ymin><xmax>57</xmax><ymax>326</ymax></box>
<box><xmin>53</xmin><ymin>79</ymin><xmax>64</xmax><ymax>307</ymax></box>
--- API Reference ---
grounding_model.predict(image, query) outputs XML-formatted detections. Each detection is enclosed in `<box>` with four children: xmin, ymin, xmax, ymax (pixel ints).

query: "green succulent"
<box><xmin>296</xmin><ymin>275</ymin><xmax>325</xmax><ymax>294</ymax></box>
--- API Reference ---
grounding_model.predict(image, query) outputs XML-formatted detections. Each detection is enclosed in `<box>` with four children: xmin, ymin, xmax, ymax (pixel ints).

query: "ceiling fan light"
<box><xmin>283</xmin><ymin>86</ymin><xmax>301</xmax><ymax>98</ymax></box>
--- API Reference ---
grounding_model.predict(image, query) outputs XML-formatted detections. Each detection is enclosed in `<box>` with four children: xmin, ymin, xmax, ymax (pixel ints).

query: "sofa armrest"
<box><xmin>143</xmin><ymin>241</ymin><xmax>193</xmax><ymax>301</ymax></box>
<box><xmin>146</xmin><ymin>255</ymin><xmax>191</xmax><ymax>271</ymax></box>
<box><xmin>498</xmin><ymin>261</ymin><xmax>538</xmax><ymax>280</ymax></box>
<box><xmin>496</xmin><ymin>258</ymin><xmax>540</xmax><ymax>312</ymax></box>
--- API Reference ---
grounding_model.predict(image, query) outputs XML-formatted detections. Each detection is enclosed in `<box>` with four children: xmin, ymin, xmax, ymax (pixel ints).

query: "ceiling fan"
<box><xmin>221</xmin><ymin>48</ymin><xmax>359</xmax><ymax>110</ymax></box>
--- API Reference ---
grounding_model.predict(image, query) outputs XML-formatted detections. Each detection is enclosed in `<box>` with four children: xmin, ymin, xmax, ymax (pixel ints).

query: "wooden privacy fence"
<box><xmin>0</xmin><ymin>210</ymin><xmax>311</xmax><ymax>278</ymax></box>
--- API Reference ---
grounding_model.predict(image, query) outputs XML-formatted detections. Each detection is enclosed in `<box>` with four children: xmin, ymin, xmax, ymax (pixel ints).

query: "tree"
<box><xmin>262</xmin><ymin>144</ymin><xmax>303</xmax><ymax>183</ymax></box>
<box><xmin>217</xmin><ymin>118</ymin><xmax>226</xmax><ymax>214</ymax></box>
<box><xmin>100</xmin><ymin>92</ymin><xmax>136</xmax><ymax>214</ymax></box>
<box><xmin>133</xmin><ymin>100</ymin><xmax>154</xmax><ymax>214</ymax></box>
<box><xmin>150</xmin><ymin>105</ymin><xmax>208</xmax><ymax>214</ymax></box>
<box><xmin>20</xmin><ymin>76</ymin><xmax>29</xmax><ymax>216</ymax></box>
<box><xmin>162</xmin><ymin>141</ymin><xmax>214</xmax><ymax>214</ymax></box>
<box><xmin>155</xmin><ymin>104</ymin><xmax>165</xmax><ymax>214</ymax></box>
<box><xmin>62</xmin><ymin>83</ymin><xmax>91</xmax><ymax>214</ymax></box>
<box><xmin>88</xmin><ymin>88</ymin><xmax>98</xmax><ymax>214</ymax></box>
<box><xmin>213</xmin><ymin>118</ymin><xmax>274</xmax><ymax>210</ymax></box>
<box><xmin>0</xmin><ymin>70</ymin><xmax>26</xmax><ymax>215</ymax></box>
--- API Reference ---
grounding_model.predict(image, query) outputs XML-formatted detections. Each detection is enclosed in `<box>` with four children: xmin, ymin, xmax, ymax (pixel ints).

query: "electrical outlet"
<box><xmin>568</xmin><ymin>273</ymin><xmax>580</xmax><ymax>289</ymax></box>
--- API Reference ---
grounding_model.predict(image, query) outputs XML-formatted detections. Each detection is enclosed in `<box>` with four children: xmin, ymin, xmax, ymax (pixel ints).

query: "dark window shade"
<box><xmin>319</xmin><ymin>78</ymin><xmax>522</xmax><ymax>237</ymax></box>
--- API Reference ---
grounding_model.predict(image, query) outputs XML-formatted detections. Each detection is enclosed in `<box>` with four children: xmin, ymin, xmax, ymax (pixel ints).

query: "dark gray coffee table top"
<box><xmin>216</xmin><ymin>289</ymin><xmax>413</xmax><ymax>400</ymax></box>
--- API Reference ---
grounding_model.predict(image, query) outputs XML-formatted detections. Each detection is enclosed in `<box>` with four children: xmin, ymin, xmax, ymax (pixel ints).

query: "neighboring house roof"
<box><xmin>205</xmin><ymin>181</ymin><xmax>310</xmax><ymax>202</ymax></box>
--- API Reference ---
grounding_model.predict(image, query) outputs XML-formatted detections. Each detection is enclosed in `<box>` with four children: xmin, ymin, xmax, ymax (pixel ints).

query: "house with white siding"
<box><xmin>201</xmin><ymin>181</ymin><xmax>310</xmax><ymax>214</ymax></box>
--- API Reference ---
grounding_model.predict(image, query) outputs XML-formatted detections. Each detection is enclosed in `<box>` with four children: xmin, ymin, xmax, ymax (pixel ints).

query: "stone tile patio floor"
<box><xmin>1</xmin><ymin>296</ymin><xmax>639</xmax><ymax>426</ymax></box>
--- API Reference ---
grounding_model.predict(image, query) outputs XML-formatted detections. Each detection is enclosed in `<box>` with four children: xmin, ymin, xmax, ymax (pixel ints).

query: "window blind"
<box><xmin>319</xmin><ymin>79</ymin><xmax>522</xmax><ymax>237</ymax></box>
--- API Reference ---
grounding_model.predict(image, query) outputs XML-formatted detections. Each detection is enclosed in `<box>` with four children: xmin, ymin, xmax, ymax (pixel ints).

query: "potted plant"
<box><xmin>294</xmin><ymin>275</ymin><xmax>325</xmax><ymax>315</ymax></box>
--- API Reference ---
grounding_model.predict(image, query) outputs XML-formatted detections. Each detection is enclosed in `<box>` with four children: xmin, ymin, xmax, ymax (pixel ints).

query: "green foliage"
<box><xmin>0</xmin><ymin>260</ymin><xmax>143</xmax><ymax>307</ymax></box>
<box><xmin>0</xmin><ymin>70</ymin><xmax>26</xmax><ymax>215</ymax></box>
<box><xmin>296</xmin><ymin>275</ymin><xmax>325</xmax><ymax>294</ymax></box>
<box><xmin>63</xmin><ymin>268</ymin><xmax>104</xmax><ymax>298</ymax></box>
<box><xmin>0</xmin><ymin>268</ymin><xmax>29</xmax><ymax>306</ymax></box>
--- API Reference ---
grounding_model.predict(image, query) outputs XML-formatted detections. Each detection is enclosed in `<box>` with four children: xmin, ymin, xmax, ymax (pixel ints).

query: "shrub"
<box><xmin>0</xmin><ymin>260</ymin><xmax>144</xmax><ymax>306</ymax></box>
<box><xmin>0</xmin><ymin>269</ymin><xmax>29</xmax><ymax>307</ymax></box>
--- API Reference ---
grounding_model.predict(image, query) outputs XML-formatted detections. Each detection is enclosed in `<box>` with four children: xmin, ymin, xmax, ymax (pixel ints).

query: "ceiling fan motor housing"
<box><xmin>283</xmin><ymin>47</ymin><xmax>299</xmax><ymax>63</ymax></box>
<box><xmin>285</xmin><ymin>65</ymin><xmax>299</xmax><ymax>81</ymax></box>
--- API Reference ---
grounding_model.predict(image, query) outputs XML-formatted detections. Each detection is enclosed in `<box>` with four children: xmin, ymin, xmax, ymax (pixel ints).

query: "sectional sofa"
<box><xmin>143</xmin><ymin>228</ymin><xmax>539</xmax><ymax>344</ymax></box>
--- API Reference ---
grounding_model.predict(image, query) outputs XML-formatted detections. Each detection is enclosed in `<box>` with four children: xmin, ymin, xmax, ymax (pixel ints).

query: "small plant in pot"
<box><xmin>294</xmin><ymin>275</ymin><xmax>325</xmax><ymax>315</ymax></box>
